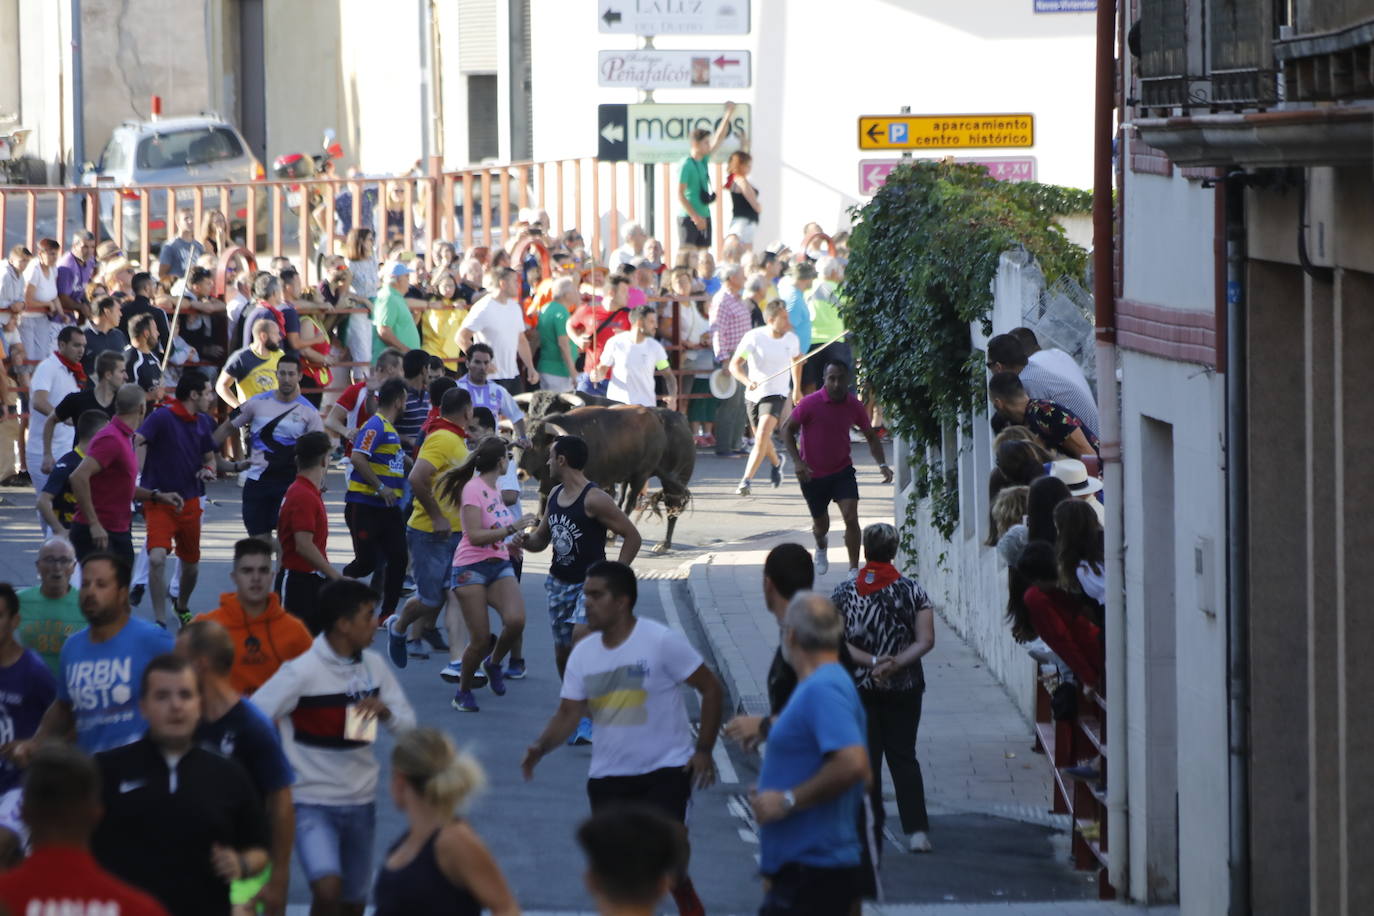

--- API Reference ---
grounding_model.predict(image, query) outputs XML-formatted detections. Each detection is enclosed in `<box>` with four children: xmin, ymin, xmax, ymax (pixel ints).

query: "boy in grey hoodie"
<box><xmin>253</xmin><ymin>579</ymin><xmax>415</xmax><ymax>914</ymax></box>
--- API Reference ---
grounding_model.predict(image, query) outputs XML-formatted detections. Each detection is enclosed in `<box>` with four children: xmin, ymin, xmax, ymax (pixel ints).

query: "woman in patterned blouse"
<box><xmin>832</xmin><ymin>522</ymin><xmax>937</xmax><ymax>854</ymax></box>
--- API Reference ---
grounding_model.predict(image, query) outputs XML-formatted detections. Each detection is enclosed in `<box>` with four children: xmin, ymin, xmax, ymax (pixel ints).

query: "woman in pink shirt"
<box><xmin>436</xmin><ymin>436</ymin><xmax>538</xmax><ymax>713</ymax></box>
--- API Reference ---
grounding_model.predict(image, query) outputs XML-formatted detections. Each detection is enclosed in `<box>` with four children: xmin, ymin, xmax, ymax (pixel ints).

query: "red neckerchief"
<box><xmin>427</xmin><ymin>417</ymin><xmax>466</xmax><ymax>438</ymax></box>
<box><xmin>54</xmin><ymin>351</ymin><xmax>88</xmax><ymax>386</ymax></box>
<box><xmin>420</xmin><ymin>405</ymin><xmax>443</xmax><ymax>434</ymax></box>
<box><xmin>856</xmin><ymin>561</ymin><xmax>901</xmax><ymax>597</ymax></box>
<box><xmin>167</xmin><ymin>399</ymin><xmax>198</xmax><ymax>424</ymax></box>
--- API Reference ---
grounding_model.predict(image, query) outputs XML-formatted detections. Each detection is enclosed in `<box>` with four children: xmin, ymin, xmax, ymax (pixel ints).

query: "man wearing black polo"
<box><xmin>92</xmin><ymin>653</ymin><xmax>270</xmax><ymax>916</ymax></box>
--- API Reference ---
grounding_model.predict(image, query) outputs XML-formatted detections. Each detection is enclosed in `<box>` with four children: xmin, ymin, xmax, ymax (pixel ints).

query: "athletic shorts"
<box><xmin>799</xmin><ymin>465</ymin><xmax>860</xmax><ymax>519</ymax></box>
<box><xmin>747</xmin><ymin>394</ymin><xmax>786</xmax><ymax>430</ymax></box>
<box><xmin>407</xmin><ymin>526</ymin><xmax>461</xmax><ymax>608</ymax></box>
<box><xmin>294</xmin><ymin>802</ymin><xmax>375</xmax><ymax>904</ymax></box>
<box><xmin>545</xmin><ymin>575</ymin><xmax>587</xmax><ymax>647</ymax></box>
<box><xmin>242</xmin><ymin>475</ymin><xmax>292</xmax><ymax>536</ymax></box>
<box><xmin>759</xmin><ymin>863</ymin><xmax>864</xmax><ymax>916</ymax></box>
<box><xmin>144</xmin><ymin>497</ymin><xmax>203</xmax><ymax>562</ymax></box>
<box><xmin>678</xmin><ymin>215</ymin><xmax>712</xmax><ymax>249</ymax></box>
<box><xmin>587</xmin><ymin>765</ymin><xmax>693</xmax><ymax>825</ymax></box>
<box><xmin>452</xmin><ymin>557</ymin><xmax>515</xmax><ymax>589</ymax></box>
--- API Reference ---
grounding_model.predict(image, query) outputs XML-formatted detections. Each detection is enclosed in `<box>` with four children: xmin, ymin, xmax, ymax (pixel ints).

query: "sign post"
<box><xmin>598</xmin><ymin>2</ymin><xmax>750</xmax><ymax>34</ymax></box>
<box><xmin>598</xmin><ymin>103</ymin><xmax>751</xmax><ymax>163</ymax></box>
<box><xmin>857</xmin><ymin>114</ymin><xmax>1035</xmax><ymax>150</ymax></box>
<box><xmin>598</xmin><ymin>50</ymin><xmax>751</xmax><ymax>90</ymax></box>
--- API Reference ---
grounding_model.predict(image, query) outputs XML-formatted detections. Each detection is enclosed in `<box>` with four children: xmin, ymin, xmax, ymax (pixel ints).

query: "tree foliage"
<box><xmin>841</xmin><ymin>160</ymin><xmax>1090</xmax><ymax>542</ymax></box>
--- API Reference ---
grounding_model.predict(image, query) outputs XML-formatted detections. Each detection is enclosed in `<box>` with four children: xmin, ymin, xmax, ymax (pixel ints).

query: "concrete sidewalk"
<box><xmin>685</xmin><ymin>528</ymin><xmax>1056</xmax><ymax>826</ymax></box>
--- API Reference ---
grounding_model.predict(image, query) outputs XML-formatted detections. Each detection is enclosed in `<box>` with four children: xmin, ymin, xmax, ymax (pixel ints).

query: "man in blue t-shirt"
<box><xmin>11</xmin><ymin>553</ymin><xmax>173</xmax><ymax>759</ymax></box>
<box><xmin>750</xmin><ymin>592</ymin><xmax>870</xmax><ymax>915</ymax></box>
<box><xmin>178</xmin><ymin>619</ymin><xmax>295</xmax><ymax>913</ymax></box>
<box><xmin>0</xmin><ymin>583</ymin><xmax>57</xmax><ymax>795</ymax></box>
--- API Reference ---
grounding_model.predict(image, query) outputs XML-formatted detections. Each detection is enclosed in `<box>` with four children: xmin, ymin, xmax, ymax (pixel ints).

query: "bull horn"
<box><xmin>513</xmin><ymin>392</ymin><xmax>534</xmax><ymax>407</ymax></box>
<box><xmin>548</xmin><ymin>423</ymin><xmax>571</xmax><ymax>438</ymax></box>
<box><xmin>557</xmin><ymin>392</ymin><xmax>585</xmax><ymax>408</ymax></box>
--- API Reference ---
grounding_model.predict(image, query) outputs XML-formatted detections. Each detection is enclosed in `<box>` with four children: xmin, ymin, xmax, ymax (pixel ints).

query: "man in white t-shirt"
<box><xmin>458</xmin><ymin>266</ymin><xmax>539</xmax><ymax>393</ymax></box>
<box><xmin>522</xmin><ymin>560</ymin><xmax>722</xmax><ymax>916</ymax></box>
<box><xmin>729</xmin><ymin>300</ymin><xmax>801</xmax><ymax>495</ymax></box>
<box><xmin>593</xmin><ymin>306</ymin><xmax>677</xmax><ymax>410</ymax></box>
<box><xmin>27</xmin><ymin>326</ymin><xmax>86</xmax><ymax>508</ymax></box>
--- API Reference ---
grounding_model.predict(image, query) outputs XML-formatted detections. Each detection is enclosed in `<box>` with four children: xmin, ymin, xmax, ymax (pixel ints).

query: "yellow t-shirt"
<box><xmin>407</xmin><ymin>428</ymin><xmax>468</xmax><ymax>532</ymax></box>
<box><xmin>229</xmin><ymin>348</ymin><xmax>282</xmax><ymax>402</ymax></box>
<box><xmin>421</xmin><ymin>300</ymin><xmax>468</xmax><ymax>365</ymax></box>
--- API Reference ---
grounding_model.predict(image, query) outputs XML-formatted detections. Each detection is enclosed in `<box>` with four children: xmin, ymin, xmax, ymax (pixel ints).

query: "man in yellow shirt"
<box><xmin>215</xmin><ymin>319</ymin><xmax>284</xmax><ymax>407</ymax></box>
<box><xmin>384</xmin><ymin>387</ymin><xmax>473</xmax><ymax>674</ymax></box>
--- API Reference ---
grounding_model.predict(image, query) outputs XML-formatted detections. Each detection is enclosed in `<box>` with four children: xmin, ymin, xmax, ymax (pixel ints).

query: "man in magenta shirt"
<box><xmin>66</xmin><ymin>383</ymin><xmax>184</xmax><ymax>568</ymax></box>
<box><xmin>783</xmin><ymin>360</ymin><xmax>893</xmax><ymax>577</ymax></box>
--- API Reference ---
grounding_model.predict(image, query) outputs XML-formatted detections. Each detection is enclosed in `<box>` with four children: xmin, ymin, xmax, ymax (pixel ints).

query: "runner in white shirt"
<box><xmin>458</xmin><ymin>266</ymin><xmax>539</xmax><ymax>391</ymax></box>
<box><xmin>522</xmin><ymin>560</ymin><xmax>722</xmax><ymax>916</ymax></box>
<box><xmin>593</xmin><ymin>305</ymin><xmax>677</xmax><ymax>409</ymax></box>
<box><xmin>729</xmin><ymin>300</ymin><xmax>801</xmax><ymax>495</ymax></box>
<box><xmin>455</xmin><ymin>343</ymin><xmax>530</xmax><ymax>446</ymax></box>
<box><xmin>26</xmin><ymin>327</ymin><xmax>86</xmax><ymax>504</ymax></box>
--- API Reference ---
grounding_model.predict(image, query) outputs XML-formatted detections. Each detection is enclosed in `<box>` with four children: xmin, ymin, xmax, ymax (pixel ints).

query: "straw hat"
<box><xmin>708</xmin><ymin>367</ymin><xmax>738</xmax><ymax>400</ymax></box>
<box><xmin>1048</xmin><ymin>458</ymin><xmax>1103</xmax><ymax>496</ymax></box>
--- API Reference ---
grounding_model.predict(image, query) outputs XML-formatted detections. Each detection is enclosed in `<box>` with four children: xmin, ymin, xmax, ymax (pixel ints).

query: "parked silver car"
<box><xmin>80</xmin><ymin>115</ymin><xmax>265</xmax><ymax>252</ymax></box>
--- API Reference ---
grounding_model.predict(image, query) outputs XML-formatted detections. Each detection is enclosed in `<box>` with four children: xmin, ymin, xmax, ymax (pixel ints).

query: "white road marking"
<box><xmin>659</xmin><ymin>579</ymin><xmax>739</xmax><ymax>784</ymax></box>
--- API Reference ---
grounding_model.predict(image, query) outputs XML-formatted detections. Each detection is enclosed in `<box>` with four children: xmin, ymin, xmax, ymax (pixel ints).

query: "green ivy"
<box><xmin>842</xmin><ymin>160</ymin><xmax>1089</xmax><ymax>546</ymax></box>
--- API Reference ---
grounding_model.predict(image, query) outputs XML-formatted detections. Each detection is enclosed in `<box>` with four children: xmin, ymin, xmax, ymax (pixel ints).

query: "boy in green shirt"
<box><xmin>677</xmin><ymin>101</ymin><xmax>737</xmax><ymax>250</ymax></box>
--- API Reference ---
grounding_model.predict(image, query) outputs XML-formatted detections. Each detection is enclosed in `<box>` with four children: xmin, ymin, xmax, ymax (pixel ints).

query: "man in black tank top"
<box><xmin>518</xmin><ymin>435</ymin><xmax>643</xmax><ymax>676</ymax></box>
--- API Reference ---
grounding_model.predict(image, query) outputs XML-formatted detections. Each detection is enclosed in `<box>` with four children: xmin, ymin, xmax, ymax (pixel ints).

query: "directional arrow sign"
<box><xmin>598</xmin><ymin>50</ymin><xmax>752</xmax><ymax>90</ymax></box>
<box><xmin>598</xmin><ymin>103</ymin><xmax>751</xmax><ymax>163</ymax></box>
<box><xmin>859</xmin><ymin>157</ymin><xmax>1038</xmax><ymax>195</ymax></box>
<box><xmin>857</xmin><ymin>114</ymin><xmax>1035</xmax><ymax>150</ymax></box>
<box><xmin>599</xmin><ymin>1</ymin><xmax>751</xmax><ymax>35</ymax></box>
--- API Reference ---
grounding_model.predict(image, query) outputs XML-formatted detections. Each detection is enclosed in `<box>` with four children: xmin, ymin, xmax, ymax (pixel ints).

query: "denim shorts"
<box><xmin>407</xmin><ymin>526</ymin><xmax>461</xmax><ymax>608</ymax></box>
<box><xmin>294</xmin><ymin>802</ymin><xmax>375</xmax><ymax>903</ymax></box>
<box><xmin>452</xmin><ymin>557</ymin><xmax>516</xmax><ymax>589</ymax></box>
<box><xmin>545</xmin><ymin>575</ymin><xmax>587</xmax><ymax>646</ymax></box>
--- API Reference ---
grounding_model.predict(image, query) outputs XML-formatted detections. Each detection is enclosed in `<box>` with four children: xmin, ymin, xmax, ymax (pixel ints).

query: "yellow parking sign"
<box><xmin>857</xmin><ymin>114</ymin><xmax>1035</xmax><ymax>150</ymax></box>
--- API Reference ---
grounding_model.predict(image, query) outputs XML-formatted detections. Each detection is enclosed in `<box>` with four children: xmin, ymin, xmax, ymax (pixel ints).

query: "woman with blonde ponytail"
<box><xmin>374</xmin><ymin>728</ymin><xmax>520</xmax><ymax>915</ymax></box>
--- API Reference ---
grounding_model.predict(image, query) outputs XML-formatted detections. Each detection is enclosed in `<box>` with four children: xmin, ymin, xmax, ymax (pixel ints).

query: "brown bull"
<box><xmin>517</xmin><ymin>403</ymin><xmax>694</xmax><ymax>552</ymax></box>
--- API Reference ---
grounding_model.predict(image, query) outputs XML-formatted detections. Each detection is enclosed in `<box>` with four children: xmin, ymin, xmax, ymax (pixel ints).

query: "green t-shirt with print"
<box><xmin>17</xmin><ymin>585</ymin><xmax>84</xmax><ymax>676</ymax></box>
<box><xmin>537</xmin><ymin>301</ymin><xmax>580</xmax><ymax>376</ymax></box>
<box><xmin>678</xmin><ymin>154</ymin><xmax>711</xmax><ymax>219</ymax></box>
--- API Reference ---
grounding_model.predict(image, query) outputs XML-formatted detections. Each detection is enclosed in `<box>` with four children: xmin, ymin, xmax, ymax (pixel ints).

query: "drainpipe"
<box><xmin>70</xmin><ymin>0</ymin><xmax>84</xmax><ymax>176</ymax></box>
<box><xmin>1224</xmin><ymin>171</ymin><xmax>1251</xmax><ymax>916</ymax></box>
<box><xmin>1091</xmin><ymin>0</ymin><xmax>1128</xmax><ymax>896</ymax></box>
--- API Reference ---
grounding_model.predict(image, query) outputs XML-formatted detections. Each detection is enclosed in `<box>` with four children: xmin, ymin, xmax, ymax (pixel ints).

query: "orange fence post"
<box><xmin>246</xmin><ymin>184</ymin><xmax>259</xmax><ymax>252</ymax></box>
<box><xmin>111</xmin><ymin>190</ymin><xmax>123</xmax><ymax>251</ymax></box>
<box><xmin>712</xmin><ymin>162</ymin><xmax>725</xmax><ymax>255</ymax></box>
<box><xmin>297</xmin><ymin>187</ymin><xmax>311</xmax><ymax>284</ymax></box>
<box><xmin>350</xmin><ymin>179</ymin><xmax>362</xmax><ymax>236</ymax></box>
<box><xmin>270</xmin><ymin>186</ymin><xmax>283</xmax><ymax>258</ymax></box>
<box><xmin>190</xmin><ymin>186</ymin><xmax>202</xmax><ymax>237</ymax></box>
<box><xmin>608</xmin><ymin>163</ymin><xmax>619</xmax><ymax>259</ymax></box>
<box><xmin>402</xmin><ymin>181</ymin><xmax>415</xmax><ymax>253</ymax></box>
<box><xmin>517</xmin><ymin>164</ymin><xmax>529</xmax><ymax>212</ymax></box>
<box><xmin>480</xmin><ymin>171</ymin><xmax>493</xmax><ymax>251</ymax></box>
<box><xmin>556</xmin><ymin>161</ymin><xmax>565</xmax><ymax>237</ymax></box>
<box><xmin>24</xmin><ymin>190</ymin><xmax>35</xmax><ymax>250</ymax></box>
<box><xmin>573</xmin><ymin>161</ymin><xmax>582</xmax><ymax>248</ymax></box>
<box><xmin>628</xmin><ymin>161</ymin><xmax>636</xmax><ymax>226</ymax></box>
<box><xmin>55</xmin><ymin>193</ymin><xmax>67</xmax><ymax>246</ymax></box>
<box><xmin>84</xmin><ymin>190</ymin><xmax>97</xmax><ymax>236</ymax></box>
<box><xmin>138</xmin><ymin>189</ymin><xmax>150</xmax><ymax>267</ymax></box>
<box><xmin>322</xmin><ymin>182</ymin><xmax>336</xmax><ymax>258</ymax></box>
<box><xmin>461</xmin><ymin>173</ymin><xmax>474</xmax><ymax>252</ymax></box>
<box><xmin>661</xmin><ymin>164</ymin><xmax>673</xmax><ymax>268</ymax></box>
<box><xmin>591</xmin><ymin>161</ymin><xmax>601</xmax><ymax>261</ymax></box>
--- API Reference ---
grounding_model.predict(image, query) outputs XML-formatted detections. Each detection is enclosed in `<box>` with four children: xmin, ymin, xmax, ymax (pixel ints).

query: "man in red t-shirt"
<box><xmin>568</xmin><ymin>275</ymin><xmax>632</xmax><ymax>396</ymax></box>
<box><xmin>783</xmin><ymin>361</ymin><xmax>893</xmax><ymax>577</ymax></box>
<box><xmin>324</xmin><ymin>347</ymin><xmax>404</xmax><ymax>455</ymax></box>
<box><xmin>274</xmin><ymin>431</ymin><xmax>341</xmax><ymax>633</ymax></box>
<box><xmin>0</xmin><ymin>744</ymin><xmax>169</xmax><ymax>916</ymax></box>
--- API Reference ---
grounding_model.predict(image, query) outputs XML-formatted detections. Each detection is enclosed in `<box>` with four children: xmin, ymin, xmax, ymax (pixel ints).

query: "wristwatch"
<box><xmin>781</xmin><ymin>790</ymin><xmax>797</xmax><ymax>813</ymax></box>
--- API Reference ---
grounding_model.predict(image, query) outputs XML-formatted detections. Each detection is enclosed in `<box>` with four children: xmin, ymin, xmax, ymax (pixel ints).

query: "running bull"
<box><xmin>513</xmin><ymin>393</ymin><xmax>694</xmax><ymax>553</ymax></box>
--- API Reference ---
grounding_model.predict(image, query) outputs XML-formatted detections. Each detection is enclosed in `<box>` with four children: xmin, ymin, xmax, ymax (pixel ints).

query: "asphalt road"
<box><xmin>0</xmin><ymin>449</ymin><xmax>1092</xmax><ymax>913</ymax></box>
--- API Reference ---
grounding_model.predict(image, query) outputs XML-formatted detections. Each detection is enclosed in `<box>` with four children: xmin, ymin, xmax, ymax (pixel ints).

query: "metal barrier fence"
<box><xmin>0</xmin><ymin>157</ymin><xmax>742</xmax><ymax>287</ymax></box>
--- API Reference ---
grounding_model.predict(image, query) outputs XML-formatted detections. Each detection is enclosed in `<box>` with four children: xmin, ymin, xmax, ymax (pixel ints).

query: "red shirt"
<box><xmin>570</xmin><ymin>301</ymin><xmax>631</xmax><ymax>369</ymax></box>
<box><xmin>0</xmin><ymin>846</ymin><xmax>170</xmax><ymax>916</ymax></box>
<box><xmin>335</xmin><ymin>381</ymin><xmax>373</xmax><ymax>456</ymax></box>
<box><xmin>790</xmin><ymin>390</ymin><xmax>872</xmax><ymax>479</ymax></box>
<box><xmin>1023</xmin><ymin>586</ymin><xmax>1103</xmax><ymax>689</ymax></box>
<box><xmin>279</xmin><ymin>475</ymin><xmax>328</xmax><ymax>573</ymax></box>
<box><xmin>74</xmin><ymin>415</ymin><xmax>138</xmax><ymax>532</ymax></box>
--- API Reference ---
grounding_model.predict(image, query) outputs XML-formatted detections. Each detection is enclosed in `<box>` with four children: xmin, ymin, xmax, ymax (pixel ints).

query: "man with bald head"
<box><xmin>18</xmin><ymin>537</ymin><xmax>82</xmax><ymax>674</ymax></box>
<box><xmin>67</xmin><ymin>384</ymin><xmax>185</xmax><ymax>567</ymax></box>
<box><xmin>749</xmin><ymin>592</ymin><xmax>870</xmax><ymax>915</ymax></box>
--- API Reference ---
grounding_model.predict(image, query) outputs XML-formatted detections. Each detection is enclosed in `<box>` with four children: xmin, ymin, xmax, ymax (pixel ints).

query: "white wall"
<box><xmin>1118</xmin><ymin>168</ymin><xmax>1229</xmax><ymax>911</ymax></box>
<box><xmin>338</xmin><ymin>0</ymin><xmax>427</xmax><ymax>175</ymax></box>
<box><xmin>530</xmin><ymin>0</ymin><xmax>1095</xmax><ymax>247</ymax></box>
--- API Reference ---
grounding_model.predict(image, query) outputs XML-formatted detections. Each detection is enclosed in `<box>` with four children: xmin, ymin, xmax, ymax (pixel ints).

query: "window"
<box><xmin>468</xmin><ymin>75</ymin><xmax>499</xmax><ymax>162</ymax></box>
<box><xmin>136</xmin><ymin>128</ymin><xmax>244</xmax><ymax>171</ymax></box>
<box><xmin>99</xmin><ymin>137</ymin><xmax>129</xmax><ymax>173</ymax></box>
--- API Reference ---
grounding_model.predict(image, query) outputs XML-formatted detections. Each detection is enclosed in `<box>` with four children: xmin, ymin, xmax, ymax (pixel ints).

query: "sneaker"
<box><xmin>176</xmin><ymin>607</ymin><xmax>192</xmax><ymax>627</ymax></box>
<box><xmin>505</xmin><ymin>657</ymin><xmax>527</xmax><ymax>679</ymax></box>
<box><xmin>451</xmin><ymin>689</ymin><xmax>479</xmax><ymax>712</ymax></box>
<box><xmin>406</xmin><ymin>639</ymin><xmax>430</xmax><ymax>660</ymax></box>
<box><xmin>421</xmin><ymin>627</ymin><xmax>448</xmax><ymax>652</ymax></box>
<box><xmin>1064</xmin><ymin>763</ymin><xmax>1101</xmax><ymax>782</ymax></box>
<box><xmin>907</xmin><ymin>831</ymin><xmax>933</xmax><ymax>853</ymax></box>
<box><xmin>386</xmin><ymin>617</ymin><xmax>408</xmax><ymax>668</ymax></box>
<box><xmin>438</xmin><ymin>661</ymin><xmax>487</xmax><ymax>688</ymax></box>
<box><xmin>814</xmin><ymin>548</ymin><xmax>829</xmax><ymax>576</ymax></box>
<box><xmin>130</xmin><ymin>584</ymin><xmax>145</xmax><ymax>607</ymax></box>
<box><xmin>770</xmin><ymin>455</ymin><xmax>785</xmax><ymax>488</ymax></box>
<box><xmin>568</xmin><ymin>716</ymin><xmax>594</xmax><ymax>746</ymax></box>
<box><xmin>483</xmin><ymin>656</ymin><xmax>507</xmax><ymax>696</ymax></box>
<box><xmin>736</xmin><ymin>481</ymin><xmax>751</xmax><ymax>497</ymax></box>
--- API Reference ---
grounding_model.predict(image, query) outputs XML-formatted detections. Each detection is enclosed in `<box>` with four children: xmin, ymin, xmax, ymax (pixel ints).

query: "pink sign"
<box><xmin>859</xmin><ymin>157</ymin><xmax>1038</xmax><ymax>195</ymax></box>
